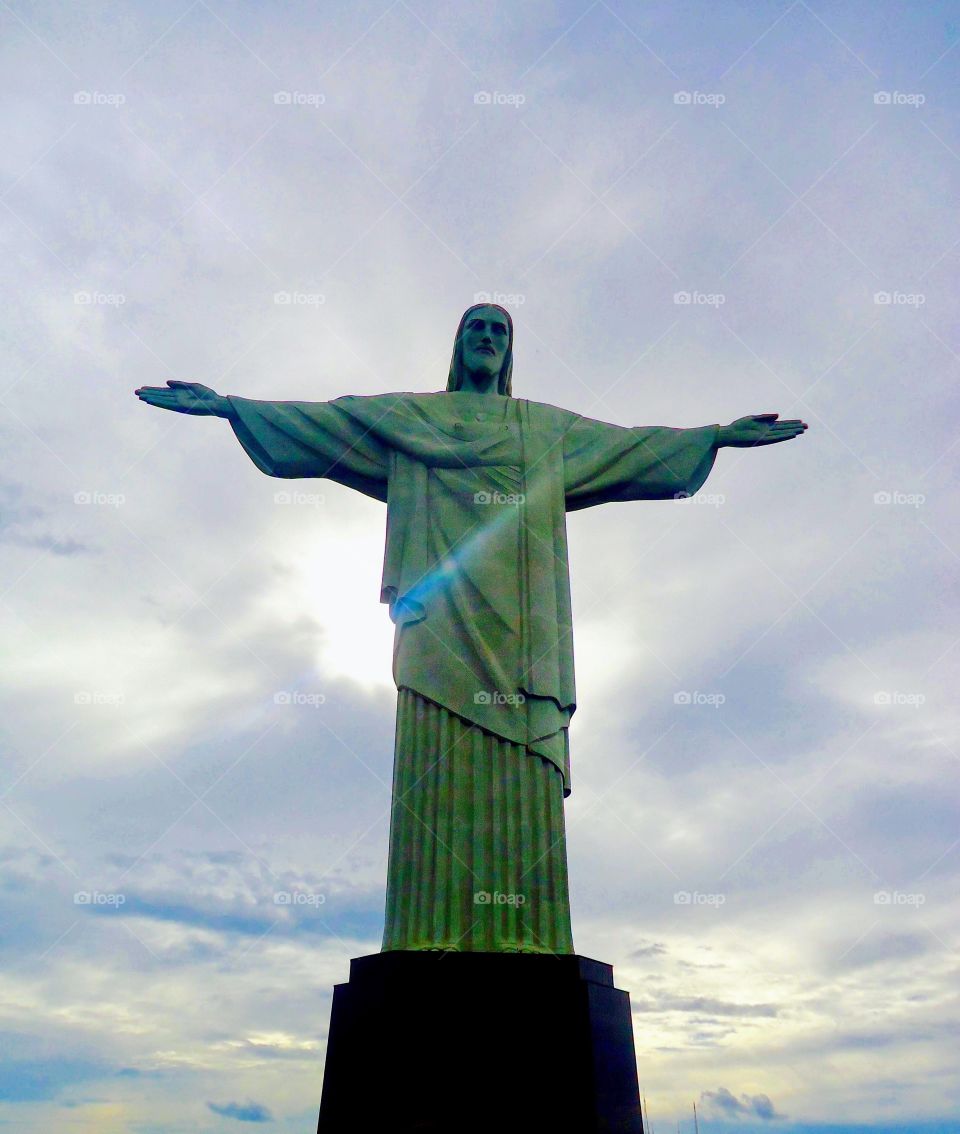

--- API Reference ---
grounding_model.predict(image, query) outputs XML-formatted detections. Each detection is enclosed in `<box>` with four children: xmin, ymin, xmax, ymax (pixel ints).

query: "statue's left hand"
<box><xmin>719</xmin><ymin>413</ymin><xmax>808</xmax><ymax>447</ymax></box>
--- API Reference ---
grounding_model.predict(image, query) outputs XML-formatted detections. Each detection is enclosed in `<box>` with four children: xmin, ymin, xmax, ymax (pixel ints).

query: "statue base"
<box><xmin>316</xmin><ymin>951</ymin><xmax>644</xmax><ymax>1134</ymax></box>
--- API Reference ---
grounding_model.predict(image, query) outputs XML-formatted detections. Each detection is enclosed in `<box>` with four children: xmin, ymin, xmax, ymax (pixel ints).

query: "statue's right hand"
<box><xmin>134</xmin><ymin>380</ymin><xmax>226</xmax><ymax>416</ymax></box>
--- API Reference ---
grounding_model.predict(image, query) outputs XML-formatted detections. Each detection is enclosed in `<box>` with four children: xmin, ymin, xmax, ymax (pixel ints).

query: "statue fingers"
<box><xmin>757</xmin><ymin>433</ymin><xmax>801</xmax><ymax>445</ymax></box>
<box><xmin>139</xmin><ymin>390</ymin><xmax>179</xmax><ymax>408</ymax></box>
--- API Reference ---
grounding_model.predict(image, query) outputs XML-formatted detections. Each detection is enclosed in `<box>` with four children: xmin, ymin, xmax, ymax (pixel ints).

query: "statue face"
<box><xmin>460</xmin><ymin>305</ymin><xmax>509</xmax><ymax>386</ymax></box>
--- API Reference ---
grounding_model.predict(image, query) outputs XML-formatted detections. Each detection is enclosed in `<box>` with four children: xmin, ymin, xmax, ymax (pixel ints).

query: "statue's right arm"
<box><xmin>136</xmin><ymin>382</ymin><xmax>389</xmax><ymax>500</ymax></box>
<box><xmin>134</xmin><ymin>380</ymin><xmax>233</xmax><ymax>418</ymax></box>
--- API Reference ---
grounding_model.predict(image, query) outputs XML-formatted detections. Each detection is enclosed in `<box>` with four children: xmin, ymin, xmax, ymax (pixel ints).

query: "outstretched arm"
<box><xmin>563</xmin><ymin>410</ymin><xmax>808</xmax><ymax>511</ymax></box>
<box><xmin>134</xmin><ymin>380</ymin><xmax>390</xmax><ymax>501</ymax></box>
<box><xmin>135</xmin><ymin>380</ymin><xmax>233</xmax><ymax>417</ymax></box>
<box><xmin>719</xmin><ymin>413</ymin><xmax>807</xmax><ymax>447</ymax></box>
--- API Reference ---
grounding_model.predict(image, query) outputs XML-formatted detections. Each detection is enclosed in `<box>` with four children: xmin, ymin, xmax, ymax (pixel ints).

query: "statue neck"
<box><xmin>459</xmin><ymin>369</ymin><xmax>500</xmax><ymax>395</ymax></box>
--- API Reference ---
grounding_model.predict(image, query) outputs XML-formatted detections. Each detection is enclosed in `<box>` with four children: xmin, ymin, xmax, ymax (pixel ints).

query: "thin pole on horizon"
<box><xmin>693</xmin><ymin>1099</ymin><xmax>700</xmax><ymax>1134</ymax></box>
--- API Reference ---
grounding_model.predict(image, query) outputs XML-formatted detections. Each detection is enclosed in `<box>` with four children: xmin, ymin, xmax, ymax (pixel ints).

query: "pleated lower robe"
<box><xmin>382</xmin><ymin>689</ymin><xmax>575</xmax><ymax>954</ymax></box>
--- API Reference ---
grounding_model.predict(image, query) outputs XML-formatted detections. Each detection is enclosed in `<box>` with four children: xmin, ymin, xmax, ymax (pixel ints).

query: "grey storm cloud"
<box><xmin>207</xmin><ymin>1099</ymin><xmax>273</xmax><ymax>1122</ymax></box>
<box><xmin>702</xmin><ymin>1086</ymin><xmax>786</xmax><ymax>1121</ymax></box>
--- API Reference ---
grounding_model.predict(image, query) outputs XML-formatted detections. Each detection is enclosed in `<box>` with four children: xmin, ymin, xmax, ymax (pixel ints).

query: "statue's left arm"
<box><xmin>562</xmin><ymin>411</ymin><xmax>806</xmax><ymax>511</ymax></box>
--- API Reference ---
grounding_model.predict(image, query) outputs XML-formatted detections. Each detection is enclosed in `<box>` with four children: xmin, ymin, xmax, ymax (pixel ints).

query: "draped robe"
<box><xmin>226</xmin><ymin>390</ymin><xmax>719</xmax><ymax>951</ymax></box>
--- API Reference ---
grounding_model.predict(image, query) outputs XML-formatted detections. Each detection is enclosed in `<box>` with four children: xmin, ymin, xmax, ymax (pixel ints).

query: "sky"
<box><xmin>1</xmin><ymin>0</ymin><xmax>959</xmax><ymax>1130</ymax></box>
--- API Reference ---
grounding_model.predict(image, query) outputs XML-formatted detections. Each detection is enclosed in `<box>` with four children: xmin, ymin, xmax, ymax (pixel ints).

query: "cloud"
<box><xmin>628</xmin><ymin>940</ymin><xmax>666</xmax><ymax>958</ymax></box>
<box><xmin>0</xmin><ymin>481</ymin><xmax>94</xmax><ymax>554</ymax></box>
<box><xmin>18</xmin><ymin>533</ymin><xmax>94</xmax><ymax>555</ymax></box>
<box><xmin>832</xmin><ymin>931</ymin><xmax>931</xmax><ymax>970</ymax></box>
<box><xmin>633</xmin><ymin>995</ymin><xmax>778</xmax><ymax>1018</ymax></box>
<box><xmin>701</xmin><ymin>1086</ymin><xmax>786</xmax><ymax>1121</ymax></box>
<box><xmin>750</xmin><ymin>1093</ymin><xmax>783</xmax><ymax>1121</ymax></box>
<box><xmin>0</xmin><ymin>1055</ymin><xmax>108</xmax><ymax>1103</ymax></box>
<box><xmin>207</xmin><ymin>1100</ymin><xmax>273</xmax><ymax>1122</ymax></box>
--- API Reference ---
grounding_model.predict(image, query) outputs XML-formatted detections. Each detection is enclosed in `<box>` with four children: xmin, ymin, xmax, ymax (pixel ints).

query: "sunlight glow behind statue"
<box><xmin>136</xmin><ymin>303</ymin><xmax>807</xmax><ymax>955</ymax></box>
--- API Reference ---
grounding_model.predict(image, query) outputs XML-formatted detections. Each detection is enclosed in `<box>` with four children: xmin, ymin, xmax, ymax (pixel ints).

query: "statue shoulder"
<box><xmin>330</xmin><ymin>391</ymin><xmax>426</xmax><ymax>416</ymax></box>
<box><xmin>512</xmin><ymin>397</ymin><xmax>581</xmax><ymax>433</ymax></box>
<box><xmin>332</xmin><ymin>391</ymin><xmax>421</xmax><ymax>405</ymax></box>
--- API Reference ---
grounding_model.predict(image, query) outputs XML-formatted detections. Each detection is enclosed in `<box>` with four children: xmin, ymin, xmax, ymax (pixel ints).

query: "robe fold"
<box><xmin>226</xmin><ymin>390</ymin><xmax>719</xmax><ymax>796</ymax></box>
<box><xmin>226</xmin><ymin>389</ymin><xmax>719</xmax><ymax>952</ymax></box>
<box><xmin>382</xmin><ymin>690</ymin><xmax>574</xmax><ymax>953</ymax></box>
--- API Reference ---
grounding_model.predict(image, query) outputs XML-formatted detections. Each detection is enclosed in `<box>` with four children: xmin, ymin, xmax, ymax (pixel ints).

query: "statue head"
<box><xmin>446</xmin><ymin>303</ymin><xmax>513</xmax><ymax>396</ymax></box>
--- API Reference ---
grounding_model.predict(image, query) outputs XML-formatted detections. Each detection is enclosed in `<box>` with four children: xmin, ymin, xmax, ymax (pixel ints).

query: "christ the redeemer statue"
<box><xmin>135</xmin><ymin>303</ymin><xmax>806</xmax><ymax>956</ymax></box>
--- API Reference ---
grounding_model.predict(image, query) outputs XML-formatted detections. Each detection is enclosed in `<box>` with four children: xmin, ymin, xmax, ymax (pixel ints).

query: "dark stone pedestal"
<box><xmin>317</xmin><ymin>951</ymin><xmax>644</xmax><ymax>1134</ymax></box>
